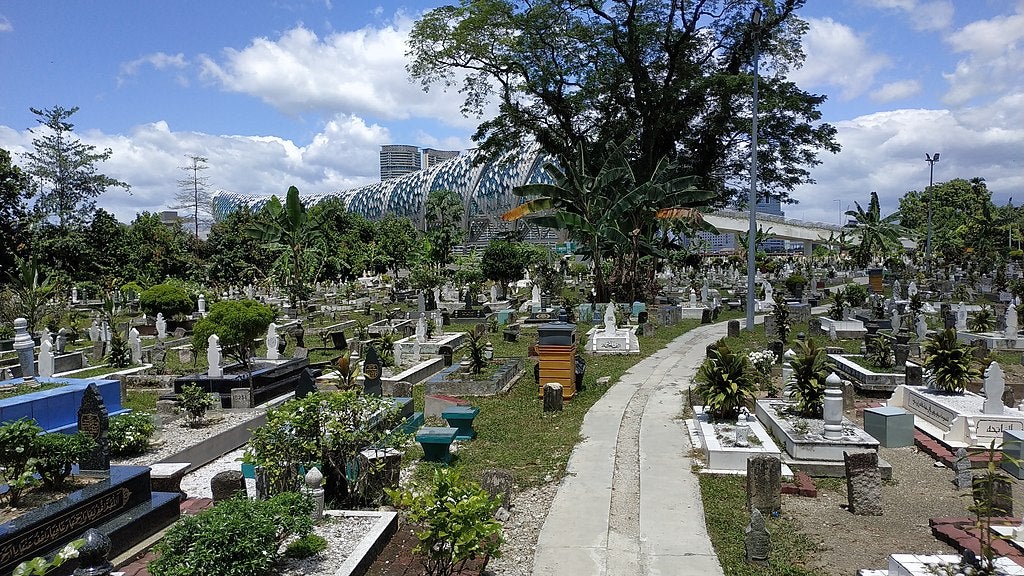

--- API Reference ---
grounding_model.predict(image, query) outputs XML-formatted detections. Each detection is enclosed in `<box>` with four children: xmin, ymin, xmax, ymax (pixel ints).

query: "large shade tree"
<box><xmin>407</xmin><ymin>0</ymin><xmax>838</xmax><ymax>205</ymax></box>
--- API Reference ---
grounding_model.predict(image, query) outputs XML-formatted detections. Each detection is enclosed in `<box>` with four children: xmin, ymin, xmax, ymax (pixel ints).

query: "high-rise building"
<box><xmin>380</xmin><ymin>144</ymin><xmax>421</xmax><ymax>180</ymax></box>
<box><xmin>422</xmin><ymin>148</ymin><xmax>460</xmax><ymax>169</ymax></box>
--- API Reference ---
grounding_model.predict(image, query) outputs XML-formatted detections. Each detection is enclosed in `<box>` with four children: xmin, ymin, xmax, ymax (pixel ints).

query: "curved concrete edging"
<box><xmin>331</xmin><ymin>510</ymin><xmax>399</xmax><ymax>576</ymax></box>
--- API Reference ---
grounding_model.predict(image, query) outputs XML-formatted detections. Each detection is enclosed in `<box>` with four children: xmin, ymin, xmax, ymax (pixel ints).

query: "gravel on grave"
<box><xmin>110</xmin><ymin>408</ymin><xmax>264</xmax><ymax>467</ymax></box>
<box><xmin>277</xmin><ymin>514</ymin><xmax>379</xmax><ymax>576</ymax></box>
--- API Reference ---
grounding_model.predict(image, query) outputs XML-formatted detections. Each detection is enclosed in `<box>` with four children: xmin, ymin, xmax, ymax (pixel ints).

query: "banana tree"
<box><xmin>845</xmin><ymin>191</ymin><xmax>905</xmax><ymax>267</ymax></box>
<box><xmin>248</xmin><ymin>186</ymin><xmax>323</xmax><ymax>308</ymax></box>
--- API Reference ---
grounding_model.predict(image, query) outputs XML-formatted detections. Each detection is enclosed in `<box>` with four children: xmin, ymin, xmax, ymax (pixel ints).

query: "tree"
<box><xmin>845</xmin><ymin>191</ymin><xmax>905</xmax><ymax>267</ymax></box>
<box><xmin>407</xmin><ymin>0</ymin><xmax>838</xmax><ymax>205</ymax></box>
<box><xmin>21</xmin><ymin>106</ymin><xmax>130</xmax><ymax>228</ymax></box>
<box><xmin>423</xmin><ymin>189</ymin><xmax>465</xmax><ymax>269</ymax></box>
<box><xmin>192</xmin><ymin>299</ymin><xmax>276</xmax><ymax>377</ymax></box>
<box><xmin>898</xmin><ymin>177</ymin><xmax>995</xmax><ymax>264</ymax></box>
<box><xmin>205</xmin><ymin>208</ymin><xmax>274</xmax><ymax>288</ymax></box>
<box><xmin>481</xmin><ymin>240</ymin><xmax>533</xmax><ymax>298</ymax></box>
<box><xmin>0</xmin><ymin>149</ymin><xmax>33</xmax><ymax>278</ymax></box>
<box><xmin>171</xmin><ymin>155</ymin><xmax>212</xmax><ymax>238</ymax></box>
<box><xmin>125</xmin><ymin>212</ymin><xmax>200</xmax><ymax>284</ymax></box>
<box><xmin>372</xmin><ymin>213</ymin><xmax>419</xmax><ymax>276</ymax></box>
<box><xmin>249</xmin><ymin>186</ymin><xmax>324</xmax><ymax>307</ymax></box>
<box><xmin>310</xmin><ymin>197</ymin><xmax>375</xmax><ymax>282</ymax></box>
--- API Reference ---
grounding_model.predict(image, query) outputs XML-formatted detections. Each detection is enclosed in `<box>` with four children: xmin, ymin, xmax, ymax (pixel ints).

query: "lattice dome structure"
<box><xmin>211</xmin><ymin>144</ymin><xmax>561</xmax><ymax>244</ymax></box>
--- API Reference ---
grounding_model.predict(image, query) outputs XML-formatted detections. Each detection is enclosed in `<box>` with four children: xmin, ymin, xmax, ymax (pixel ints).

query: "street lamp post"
<box><xmin>745</xmin><ymin>7</ymin><xmax>763</xmax><ymax>332</ymax></box>
<box><xmin>925</xmin><ymin>153</ymin><xmax>940</xmax><ymax>268</ymax></box>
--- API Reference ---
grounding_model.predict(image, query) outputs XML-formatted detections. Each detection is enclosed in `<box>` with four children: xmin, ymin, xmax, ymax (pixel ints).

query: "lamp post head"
<box><xmin>752</xmin><ymin>6</ymin><xmax>763</xmax><ymax>25</ymax></box>
<box><xmin>926</xmin><ymin>152</ymin><xmax>940</xmax><ymax>163</ymax></box>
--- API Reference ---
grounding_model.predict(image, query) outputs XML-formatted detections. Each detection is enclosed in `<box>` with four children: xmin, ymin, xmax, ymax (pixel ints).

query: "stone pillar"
<box><xmin>543</xmin><ymin>383</ymin><xmax>564</xmax><ymax>412</ymax></box>
<box><xmin>305</xmin><ymin>467</ymin><xmax>325</xmax><ymax>521</ymax></box>
<box><xmin>781</xmin><ymin>349</ymin><xmax>795</xmax><ymax>396</ymax></box>
<box><xmin>746</xmin><ymin>455</ymin><xmax>781</xmax><ymax>516</ymax></box>
<box><xmin>845</xmin><ymin>451</ymin><xmax>882</xmax><ymax>516</ymax></box>
<box><xmin>13</xmin><ymin>318</ymin><xmax>35</xmax><ymax>383</ymax></box>
<box><xmin>822</xmin><ymin>372</ymin><xmax>843</xmax><ymax>440</ymax></box>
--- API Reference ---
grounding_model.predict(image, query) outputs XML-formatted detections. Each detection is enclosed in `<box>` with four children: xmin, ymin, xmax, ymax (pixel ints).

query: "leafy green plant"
<box><xmin>106</xmin><ymin>331</ymin><xmax>132</xmax><ymax>368</ymax></box>
<box><xmin>465</xmin><ymin>324</ymin><xmax>488</xmax><ymax>375</ymax></box>
<box><xmin>176</xmin><ymin>384</ymin><xmax>217</xmax><ymax>428</ymax></box>
<box><xmin>693</xmin><ymin>343</ymin><xmax>757</xmax><ymax>420</ymax></box>
<box><xmin>970</xmin><ymin>306</ymin><xmax>996</xmax><ymax>333</ymax></box>
<box><xmin>108</xmin><ymin>411</ymin><xmax>157</xmax><ymax>456</ymax></box>
<box><xmin>772</xmin><ymin>300</ymin><xmax>791</xmax><ymax>344</ymax></box>
<box><xmin>33</xmin><ymin>433</ymin><xmax>97</xmax><ymax>490</ymax></box>
<box><xmin>0</xmin><ymin>418</ymin><xmax>42</xmax><ymax>506</ymax></box>
<box><xmin>865</xmin><ymin>336</ymin><xmax>894</xmax><ymax>370</ymax></box>
<box><xmin>12</xmin><ymin>538</ymin><xmax>85</xmax><ymax>576</ymax></box>
<box><xmin>828</xmin><ymin>289</ymin><xmax>845</xmax><ymax>321</ymax></box>
<box><xmin>283</xmin><ymin>533</ymin><xmax>327</xmax><ymax>559</ymax></box>
<box><xmin>388</xmin><ymin>468</ymin><xmax>503</xmax><ymax>576</ymax></box>
<box><xmin>747</xmin><ymin>349</ymin><xmax>778</xmax><ymax>396</ymax></box>
<box><xmin>149</xmin><ymin>492</ymin><xmax>313</xmax><ymax>576</ymax></box>
<box><xmin>869</xmin><ymin>294</ymin><xmax>885</xmax><ymax>320</ymax></box>
<box><xmin>786</xmin><ymin>339</ymin><xmax>829</xmax><ymax>417</ymax></box>
<box><xmin>244</xmin><ymin>391</ymin><xmax>400</xmax><ymax>505</ymax></box>
<box><xmin>192</xmin><ymin>299</ymin><xmax>276</xmax><ymax>378</ymax></box>
<box><xmin>784</xmin><ymin>273</ymin><xmax>807</xmax><ymax>296</ymax></box>
<box><xmin>332</xmin><ymin>350</ymin><xmax>361</xmax><ymax>390</ymax></box>
<box><xmin>844</xmin><ymin>283</ymin><xmax>868</xmax><ymax>308</ymax></box>
<box><xmin>139</xmin><ymin>283</ymin><xmax>194</xmax><ymax>319</ymax></box>
<box><xmin>923</xmin><ymin>328</ymin><xmax>980</xmax><ymax>393</ymax></box>
<box><xmin>370</xmin><ymin>330</ymin><xmax>399</xmax><ymax>367</ymax></box>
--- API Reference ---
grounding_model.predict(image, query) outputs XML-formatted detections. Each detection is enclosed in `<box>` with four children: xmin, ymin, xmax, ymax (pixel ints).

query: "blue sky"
<box><xmin>1</xmin><ymin>0</ymin><xmax>1022</xmax><ymax>226</ymax></box>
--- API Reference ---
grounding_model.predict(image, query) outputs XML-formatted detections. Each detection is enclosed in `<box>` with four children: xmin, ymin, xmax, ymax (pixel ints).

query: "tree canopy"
<box><xmin>407</xmin><ymin>0</ymin><xmax>838</xmax><ymax>204</ymax></box>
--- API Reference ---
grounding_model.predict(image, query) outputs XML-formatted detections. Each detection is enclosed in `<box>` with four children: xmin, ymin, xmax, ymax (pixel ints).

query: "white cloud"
<box><xmin>118</xmin><ymin>52</ymin><xmax>189</xmax><ymax>86</ymax></box>
<box><xmin>787</xmin><ymin>17</ymin><xmax>891</xmax><ymax>100</ymax></box>
<box><xmin>0</xmin><ymin>115</ymin><xmax>394</xmax><ymax>223</ymax></box>
<box><xmin>0</xmin><ymin>15</ymin><xmax>12</xmax><ymax>32</ymax></box>
<box><xmin>790</xmin><ymin>105</ymin><xmax>1024</xmax><ymax>225</ymax></box>
<box><xmin>861</xmin><ymin>0</ymin><xmax>954</xmax><ymax>31</ymax></box>
<box><xmin>197</xmin><ymin>18</ymin><xmax>490</xmax><ymax>129</ymax></box>
<box><xmin>870</xmin><ymin>79</ymin><xmax>920</xmax><ymax>102</ymax></box>
<box><xmin>942</xmin><ymin>7</ymin><xmax>1024</xmax><ymax>106</ymax></box>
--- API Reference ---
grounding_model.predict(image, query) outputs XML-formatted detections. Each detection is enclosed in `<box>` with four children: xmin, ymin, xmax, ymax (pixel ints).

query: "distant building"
<box><xmin>380</xmin><ymin>144</ymin><xmax>421</xmax><ymax>180</ymax></box>
<box><xmin>422</xmin><ymin>148</ymin><xmax>460</xmax><ymax>169</ymax></box>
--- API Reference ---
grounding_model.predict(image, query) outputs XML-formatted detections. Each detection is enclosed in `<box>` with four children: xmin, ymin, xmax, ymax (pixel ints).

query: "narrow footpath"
<box><xmin>532</xmin><ymin>319</ymin><xmax>739</xmax><ymax>576</ymax></box>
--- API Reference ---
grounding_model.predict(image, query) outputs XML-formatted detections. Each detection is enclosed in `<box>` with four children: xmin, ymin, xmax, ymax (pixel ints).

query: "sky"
<box><xmin>0</xmin><ymin>0</ymin><xmax>1022</xmax><ymax>227</ymax></box>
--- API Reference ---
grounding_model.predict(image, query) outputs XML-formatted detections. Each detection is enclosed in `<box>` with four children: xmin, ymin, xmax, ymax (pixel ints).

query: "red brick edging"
<box><xmin>117</xmin><ymin>498</ymin><xmax>214</xmax><ymax>576</ymax></box>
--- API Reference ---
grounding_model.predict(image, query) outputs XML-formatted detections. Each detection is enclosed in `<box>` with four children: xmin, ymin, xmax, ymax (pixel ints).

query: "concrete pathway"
<box><xmin>532</xmin><ymin>319</ymin><xmax>739</xmax><ymax>576</ymax></box>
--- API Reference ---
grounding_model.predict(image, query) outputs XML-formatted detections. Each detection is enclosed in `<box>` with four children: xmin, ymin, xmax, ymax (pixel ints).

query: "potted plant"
<box><xmin>922</xmin><ymin>328</ymin><xmax>980</xmax><ymax>393</ymax></box>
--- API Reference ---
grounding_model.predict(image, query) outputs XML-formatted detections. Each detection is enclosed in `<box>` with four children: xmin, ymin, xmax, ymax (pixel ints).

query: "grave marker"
<box><xmin>744</xmin><ymin>509</ymin><xmax>770</xmax><ymax>565</ymax></box>
<box><xmin>78</xmin><ymin>382</ymin><xmax>110</xmax><ymax>476</ymax></box>
<box><xmin>746</xmin><ymin>455</ymin><xmax>781</xmax><ymax>516</ymax></box>
<box><xmin>954</xmin><ymin>448</ymin><xmax>972</xmax><ymax>489</ymax></box>
<box><xmin>844</xmin><ymin>451</ymin><xmax>882</xmax><ymax>516</ymax></box>
<box><xmin>363</xmin><ymin>345</ymin><xmax>383</xmax><ymax>396</ymax></box>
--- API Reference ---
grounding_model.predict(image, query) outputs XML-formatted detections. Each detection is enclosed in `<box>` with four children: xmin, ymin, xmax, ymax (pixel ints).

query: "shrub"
<box><xmin>0</xmin><ymin>418</ymin><xmax>42</xmax><ymax>506</ymax></box>
<box><xmin>192</xmin><ymin>299</ymin><xmax>276</xmax><ymax>375</ymax></box>
<box><xmin>784</xmin><ymin>273</ymin><xmax>807</xmax><ymax>296</ymax></box>
<box><xmin>786</xmin><ymin>339</ymin><xmax>829</xmax><ymax>417</ymax></box>
<box><xmin>283</xmin><ymin>534</ymin><xmax>327</xmax><ymax>559</ymax></box>
<box><xmin>866</xmin><ymin>336</ymin><xmax>894</xmax><ymax>369</ymax></box>
<box><xmin>388</xmin><ymin>468</ymin><xmax>503</xmax><ymax>576</ymax></box>
<box><xmin>107</xmin><ymin>331</ymin><xmax>132</xmax><ymax>368</ymax></box>
<box><xmin>828</xmin><ymin>289</ymin><xmax>846</xmax><ymax>321</ymax></box>
<box><xmin>772</xmin><ymin>301</ymin><xmax>790</xmax><ymax>344</ymax></box>
<box><xmin>844</xmin><ymin>283</ymin><xmax>868</xmax><ymax>307</ymax></box>
<box><xmin>465</xmin><ymin>324</ymin><xmax>487</xmax><ymax>375</ymax></box>
<box><xmin>923</xmin><ymin>328</ymin><xmax>980</xmax><ymax>393</ymax></box>
<box><xmin>177</xmin><ymin>384</ymin><xmax>217</xmax><ymax>428</ymax></box>
<box><xmin>34</xmin><ymin>433</ymin><xmax>97</xmax><ymax>490</ymax></box>
<box><xmin>970</xmin><ymin>306</ymin><xmax>996</xmax><ymax>333</ymax></box>
<box><xmin>139</xmin><ymin>283</ymin><xmax>194</xmax><ymax>319</ymax></box>
<box><xmin>108</xmin><ymin>412</ymin><xmax>157</xmax><ymax>456</ymax></box>
<box><xmin>748</xmin><ymin>349</ymin><xmax>777</xmax><ymax>396</ymax></box>
<box><xmin>693</xmin><ymin>343</ymin><xmax>757</xmax><ymax>420</ymax></box>
<box><xmin>149</xmin><ymin>493</ymin><xmax>312</xmax><ymax>576</ymax></box>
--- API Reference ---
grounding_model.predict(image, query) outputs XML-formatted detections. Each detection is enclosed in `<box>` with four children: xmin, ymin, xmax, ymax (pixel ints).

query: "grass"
<box><xmin>409</xmin><ymin>319</ymin><xmax>700</xmax><ymax>486</ymax></box>
<box><xmin>124</xmin><ymin>389</ymin><xmax>159</xmax><ymax>412</ymax></box>
<box><xmin>0</xmin><ymin>381</ymin><xmax>68</xmax><ymax>400</ymax></box>
<box><xmin>699</xmin><ymin>474</ymin><xmax>826</xmax><ymax>576</ymax></box>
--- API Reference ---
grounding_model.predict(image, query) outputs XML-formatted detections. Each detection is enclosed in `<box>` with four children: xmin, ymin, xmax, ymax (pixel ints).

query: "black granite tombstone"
<box><xmin>78</xmin><ymin>382</ymin><xmax>110</xmax><ymax>475</ymax></box>
<box><xmin>295</xmin><ymin>368</ymin><xmax>317</xmax><ymax>399</ymax></box>
<box><xmin>363</xmin><ymin>345</ymin><xmax>383</xmax><ymax>396</ymax></box>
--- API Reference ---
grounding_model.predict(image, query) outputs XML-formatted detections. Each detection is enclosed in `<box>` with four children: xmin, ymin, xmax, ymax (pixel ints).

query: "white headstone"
<box><xmin>393</xmin><ymin>342</ymin><xmax>403</xmax><ymax>367</ymax></box>
<box><xmin>532</xmin><ymin>284</ymin><xmax>542</xmax><ymax>309</ymax></box>
<box><xmin>266</xmin><ymin>322</ymin><xmax>280</xmax><ymax>360</ymax></box>
<box><xmin>763</xmin><ymin>281</ymin><xmax>775</xmax><ymax>305</ymax></box>
<box><xmin>100</xmin><ymin>321</ymin><xmax>111</xmax><ymax>343</ymax></box>
<box><xmin>88</xmin><ymin>320</ymin><xmax>100</xmax><ymax>342</ymax></box>
<box><xmin>892</xmin><ymin>279</ymin><xmax>901</xmax><ymax>300</ymax></box>
<box><xmin>689</xmin><ymin>289</ymin><xmax>697</xmax><ymax>307</ymax></box>
<box><xmin>490</xmin><ymin>284</ymin><xmax>498</xmax><ymax>303</ymax></box>
<box><xmin>207</xmin><ymin>334</ymin><xmax>223</xmax><ymax>378</ymax></box>
<box><xmin>956</xmin><ymin>302</ymin><xmax>968</xmax><ymax>332</ymax></box>
<box><xmin>71</xmin><ymin>287</ymin><xmax>79</xmax><ymax>303</ymax></box>
<box><xmin>983</xmin><ymin>362</ymin><xmax>1005</xmax><ymax>415</ymax></box>
<box><xmin>890</xmin><ymin>309</ymin><xmax>901</xmax><ymax>333</ymax></box>
<box><xmin>604</xmin><ymin>302</ymin><xmax>617</xmax><ymax>334</ymax></box>
<box><xmin>245</xmin><ymin>284</ymin><xmax>255</xmax><ymax>299</ymax></box>
<box><xmin>916</xmin><ymin>315</ymin><xmax>928</xmax><ymax>340</ymax></box>
<box><xmin>125</xmin><ymin>327</ymin><xmax>140</xmax><ymax>364</ymax></box>
<box><xmin>416</xmin><ymin>316</ymin><xmax>427</xmax><ymax>343</ymax></box>
<box><xmin>198</xmin><ymin>294</ymin><xmax>206</xmax><ymax>315</ymax></box>
<box><xmin>1006</xmin><ymin>304</ymin><xmax>1018</xmax><ymax>341</ymax></box>
<box><xmin>38</xmin><ymin>338</ymin><xmax>54</xmax><ymax>378</ymax></box>
<box><xmin>908</xmin><ymin>281</ymin><xmax>917</xmax><ymax>297</ymax></box>
<box><xmin>701</xmin><ymin>279</ymin><xmax>709</xmax><ymax>303</ymax></box>
<box><xmin>156</xmin><ymin>313</ymin><xmax>167</xmax><ymax>340</ymax></box>
<box><xmin>412</xmin><ymin>339</ymin><xmax>421</xmax><ymax>363</ymax></box>
<box><xmin>829</xmin><ymin>322</ymin><xmax>838</xmax><ymax>342</ymax></box>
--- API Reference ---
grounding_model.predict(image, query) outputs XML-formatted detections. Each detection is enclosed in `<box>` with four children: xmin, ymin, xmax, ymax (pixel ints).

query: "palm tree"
<box><xmin>248</xmin><ymin>186</ymin><xmax>324</xmax><ymax>308</ymax></box>
<box><xmin>845</xmin><ymin>191</ymin><xmax>905</xmax><ymax>267</ymax></box>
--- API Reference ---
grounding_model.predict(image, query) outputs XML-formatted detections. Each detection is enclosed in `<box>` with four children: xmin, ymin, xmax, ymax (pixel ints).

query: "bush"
<box><xmin>109</xmin><ymin>412</ymin><xmax>157</xmax><ymax>456</ymax></box>
<box><xmin>0</xmin><ymin>418</ymin><xmax>42</xmax><ymax>506</ymax></box>
<box><xmin>192</xmin><ymin>299</ymin><xmax>276</xmax><ymax>374</ymax></box>
<box><xmin>33</xmin><ymin>433</ymin><xmax>97</xmax><ymax>490</ymax></box>
<box><xmin>693</xmin><ymin>343</ymin><xmax>757</xmax><ymax>420</ymax></box>
<box><xmin>785</xmin><ymin>339</ymin><xmax>829</xmax><ymax>417</ymax></box>
<box><xmin>388</xmin><ymin>469</ymin><xmax>502</xmax><ymax>576</ymax></box>
<box><xmin>139</xmin><ymin>283</ymin><xmax>194</xmax><ymax>319</ymax></box>
<box><xmin>107</xmin><ymin>331</ymin><xmax>132</xmax><ymax>368</ymax></box>
<box><xmin>149</xmin><ymin>492</ymin><xmax>313</xmax><ymax>576</ymax></box>
<box><xmin>844</xmin><ymin>283</ymin><xmax>868</xmax><ymax>308</ymax></box>
<box><xmin>828</xmin><ymin>289</ymin><xmax>846</xmax><ymax>321</ymax></box>
<box><xmin>283</xmin><ymin>534</ymin><xmax>327</xmax><ymax>559</ymax></box>
<box><xmin>176</xmin><ymin>384</ymin><xmax>217</xmax><ymax>428</ymax></box>
<box><xmin>924</xmin><ymin>328</ymin><xmax>980</xmax><ymax>393</ymax></box>
<box><xmin>866</xmin><ymin>336</ymin><xmax>894</xmax><ymax>369</ymax></box>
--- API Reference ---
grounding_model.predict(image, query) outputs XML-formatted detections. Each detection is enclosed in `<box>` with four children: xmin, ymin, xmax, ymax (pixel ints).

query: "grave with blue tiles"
<box><xmin>442</xmin><ymin>405</ymin><xmax>480</xmax><ymax>440</ymax></box>
<box><xmin>415</xmin><ymin>426</ymin><xmax>459</xmax><ymax>463</ymax></box>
